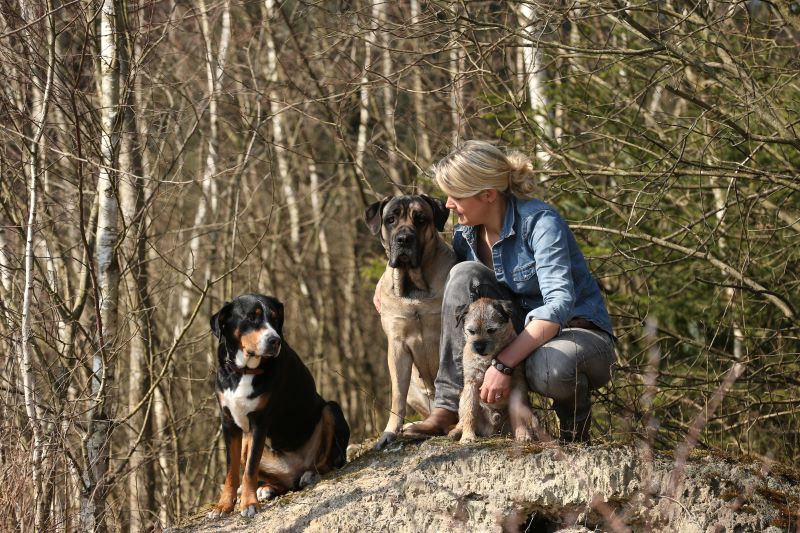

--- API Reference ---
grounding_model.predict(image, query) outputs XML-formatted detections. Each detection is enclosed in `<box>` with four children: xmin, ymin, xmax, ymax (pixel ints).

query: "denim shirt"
<box><xmin>452</xmin><ymin>195</ymin><xmax>614</xmax><ymax>338</ymax></box>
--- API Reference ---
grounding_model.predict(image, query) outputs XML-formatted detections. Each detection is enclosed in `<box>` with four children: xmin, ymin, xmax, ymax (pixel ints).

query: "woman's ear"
<box><xmin>481</xmin><ymin>188</ymin><xmax>499</xmax><ymax>204</ymax></box>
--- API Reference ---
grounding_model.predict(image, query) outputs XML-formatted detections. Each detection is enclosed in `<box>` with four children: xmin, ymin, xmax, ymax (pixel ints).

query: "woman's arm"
<box><xmin>481</xmin><ymin>210</ymin><xmax>575</xmax><ymax>403</ymax></box>
<box><xmin>499</xmin><ymin>319</ymin><xmax>560</xmax><ymax>367</ymax></box>
<box><xmin>373</xmin><ymin>276</ymin><xmax>382</xmax><ymax>313</ymax></box>
<box><xmin>479</xmin><ymin>319</ymin><xmax>559</xmax><ymax>403</ymax></box>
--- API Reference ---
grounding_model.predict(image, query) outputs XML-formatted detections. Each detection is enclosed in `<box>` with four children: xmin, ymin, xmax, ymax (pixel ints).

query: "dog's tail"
<box><xmin>327</xmin><ymin>400</ymin><xmax>350</xmax><ymax>468</ymax></box>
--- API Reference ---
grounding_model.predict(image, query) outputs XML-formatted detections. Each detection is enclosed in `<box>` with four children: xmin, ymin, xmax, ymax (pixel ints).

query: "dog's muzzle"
<box><xmin>252</xmin><ymin>334</ymin><xmax>281</xmax><ymax>358</ymax></box>
<box><xmin>471</xmin><ymin>340</ymin><xmax>489</xmax><ymax>356</ymax></box>
<box><xmin>389</xmin><ymin>230</ymin><xmax>420</xmax><ymax>268</ymax></box>
<box><xmin>240</xmin><ymin>329</ymin><xmax>282</xmax><ymax>360</ymax></box>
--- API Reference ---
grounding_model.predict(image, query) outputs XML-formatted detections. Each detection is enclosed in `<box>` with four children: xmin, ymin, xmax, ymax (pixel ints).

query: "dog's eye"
<box><xmin>413</xmin><ymin>212</ymin><xmax>426</xmax><ymax>224</ymax></box>
<box><xmin>248</xmin><ymin>311</ymin><xmax>260</xmax><ymax>321</ymax></box>
<box><xmin>486</xmin><ymin>327</ymin><xmax>497</xmax><ymax>334</ymax></box>
<box><xmin>466</xmin><ymin>328</ymin><xmax>476</xmax><ymax>335</ymax></box>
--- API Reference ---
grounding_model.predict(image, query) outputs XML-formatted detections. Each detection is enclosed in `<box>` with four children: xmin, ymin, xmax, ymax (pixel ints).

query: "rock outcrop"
<box><xmin>175</xmin><ymin>438</ymin><xmax>799</xmax><ymax>532</ymax></box>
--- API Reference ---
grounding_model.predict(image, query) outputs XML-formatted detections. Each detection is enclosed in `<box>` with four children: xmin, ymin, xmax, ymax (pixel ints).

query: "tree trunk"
<box><xmin>518</xmin><ymin>3</ymin><xmax>551</xmax><ymax>165</ymax></box>
<box><xmin>82</xmin><ymin>1</ymin><xmax>121</xmax><ymax>530</ymax></box>
<box><xmin>179</xmin><ymin>0</ymin><xmax>230</xmax><ymax>343</ymax></box>
<box><xmin>308</xmin><ymin>156</ymin><xmax>330</xmax><ymax>364</ymax></box>
<box><xmin>17</xmin><ymin>0</ymin><xmax>56</xmax><ymax>529</ymax></box>
<box><xmin>356</xmin><ymin>10</ymin><xmax>372</xmax><ymax>183</ymax></box>
<box><xmin>449</xmin><ymin>12</ymin><xmax>463</xmax><ymax>146</ymax></box>
<box><xmin>409</xmin><ymin>0</ymin><xmax>432</xmax><ymax>169</ymax></box>
<box><xmin>155</xmin><ymin>0</ymin><xmax>230</xmax><ymax>523</ymax></box>
<box><xmin>375</xmin><ymin>1</ymin><xmax>402</xmax><ymax>191</ymax></box>
<box><xmin>263</xmin><ymin>0</ymin><xmax>316</xmax><ymax>325</ymax></box>
<box><xmin>119</xmin><ymin>5</ymin><xmax>156</xmax><ymax>529</ymax></box>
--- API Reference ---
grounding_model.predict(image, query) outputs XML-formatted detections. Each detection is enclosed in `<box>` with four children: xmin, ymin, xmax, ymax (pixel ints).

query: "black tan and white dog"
<box><xmin>208</xmin><ymin>294</ymin><xmax>349</xmax><ymax>518</ymax></box>
<box><xmin>449</xmin><ymin>298</ymin><xmax>538</xmax><ymax>443</ymax></box>
<box><xmin>365</xmin><ymin>194</ymin><xmax>457</xmax><ymax>449</ymax></box>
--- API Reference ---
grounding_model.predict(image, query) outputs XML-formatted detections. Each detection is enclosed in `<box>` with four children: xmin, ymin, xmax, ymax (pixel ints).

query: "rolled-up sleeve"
<box><xmin>524</xmin><ymin>211</ymin><xmax>575</xmax><ymax>327</ymax></box>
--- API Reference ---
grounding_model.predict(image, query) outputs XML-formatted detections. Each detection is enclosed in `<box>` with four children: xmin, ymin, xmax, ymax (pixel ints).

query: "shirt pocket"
<box><xmin>512</xmin><ymin>261</ymin><xmax>537</xmax><ymax>282</ymax></box>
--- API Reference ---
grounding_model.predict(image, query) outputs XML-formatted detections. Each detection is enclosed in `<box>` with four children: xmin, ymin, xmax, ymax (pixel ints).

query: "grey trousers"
<box><xmin>433</xmin><ymin>262</ymin><xmax>616</xmax><ymax>436</ymax></box>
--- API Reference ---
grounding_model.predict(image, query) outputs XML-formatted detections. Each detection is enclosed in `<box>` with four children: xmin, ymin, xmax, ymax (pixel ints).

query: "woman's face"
<box><xmin>445</xmin><ymin>191</ymin><xmax>493</xmax><ymax>226</ymax></box>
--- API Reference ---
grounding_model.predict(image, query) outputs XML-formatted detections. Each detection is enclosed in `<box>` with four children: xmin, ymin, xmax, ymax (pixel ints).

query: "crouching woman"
<box><xmin>403</xmin><ymin>140</ymin><xmax>616</xmax><ymax>443</ymax></box>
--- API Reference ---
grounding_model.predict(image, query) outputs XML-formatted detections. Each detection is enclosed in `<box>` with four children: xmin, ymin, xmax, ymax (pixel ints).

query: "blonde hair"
<box><xmin>432</xmin><ymin>140</ymin><xmax>537</xmax><ymax>199</ymax></box>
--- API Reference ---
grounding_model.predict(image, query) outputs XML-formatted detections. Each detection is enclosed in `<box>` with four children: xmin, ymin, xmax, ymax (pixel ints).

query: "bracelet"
<box><xmin>491</xmin><ymin>358</ymin><xmax>514</xmax><ymax>375</ymax></box>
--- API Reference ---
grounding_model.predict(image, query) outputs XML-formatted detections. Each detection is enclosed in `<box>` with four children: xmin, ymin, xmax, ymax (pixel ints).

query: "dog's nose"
<box><xmin>472</xmin><ymin>341</ymin><xmax>487</xmax><ymax>355</ymax></box>
<box><xmin>396</xmin><ymin>232</ymin><xmax>415</xmax><ymax>246</ymax></box>
<box><xmin>267</xmin><ymin>336</ymin><xmax>281</xmax><ymax>349</ymax></box>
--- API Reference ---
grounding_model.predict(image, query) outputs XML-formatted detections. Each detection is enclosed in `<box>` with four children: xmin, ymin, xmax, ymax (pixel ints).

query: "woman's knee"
<box><xmin>443</xmin><ymin>261</ymin><xmax>497</xmax><ymax>304</ymax></box>
<box><xmin>524</xmin><ymin>347</ymin><xmax>583</xmax><ymax>402</ymax></box>
<box><xmin>446</xmin><ymin>261</ymin><xmax>493</xmax><ymax>289</ymax></box>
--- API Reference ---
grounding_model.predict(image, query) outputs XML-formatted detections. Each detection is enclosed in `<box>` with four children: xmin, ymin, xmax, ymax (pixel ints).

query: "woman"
<box><xmin>378</xmin><ymin>140</ymin><xmax>616</xmax><ymax>443</ymax></box>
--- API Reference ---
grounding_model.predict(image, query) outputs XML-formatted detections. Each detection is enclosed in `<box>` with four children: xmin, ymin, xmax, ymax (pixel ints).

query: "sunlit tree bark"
<box><xmin>82</xmin><ymin>1</ymin><xmax>122</xmax><ymax>530</ymax></box>
<box><xmin>518</xmin><ymin>2</ymin><xmax>551</xmax><ymax>164</ymax></box>
<box><xmin>263</xmin><ymin>0</ymin><xmax>316</xmax><ymax>324</ymax></box>
<box><xmin>16</xmin><ymin>0</ymin><xmax>56</xmax><ymax>529</ymax></box>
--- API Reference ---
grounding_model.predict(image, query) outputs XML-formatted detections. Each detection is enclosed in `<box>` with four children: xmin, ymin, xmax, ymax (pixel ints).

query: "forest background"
<box><xmin>0</xmin><ymin>0</ymin><xmax>798</xmax><ymax>531</ymax></box>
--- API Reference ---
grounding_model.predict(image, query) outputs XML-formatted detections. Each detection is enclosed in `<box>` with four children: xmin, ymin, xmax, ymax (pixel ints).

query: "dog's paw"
<box><xmin>207</xmin><ymin>506</ymin><xmax>232</xmax><ymax>520</ymax></box>
<box><xmin>256</xmin><ymin>486</ymin><xmax>277</xmax><ymax>501</ymax></box>
<box><xmin>459</xmin><ymin>433</ymin><xmax>477</xmax><ymax>444</ymax></box>
<box><xmin>299</xmin><ymin>470</ymin><xmax>318</xmax><ymax>489</ymax></box>
<box><xmin>240</xmin><ymin>504</ymin><xmax>258</xmax><ymax>518</ymax></box>
<box><xmin>373</xmin><ymin>431</ymin><xmax>396</xmax><ymax>450</ymax></box>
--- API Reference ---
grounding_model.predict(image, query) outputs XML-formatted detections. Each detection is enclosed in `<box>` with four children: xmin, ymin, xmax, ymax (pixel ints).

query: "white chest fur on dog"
<box><xmin>221</xmin><ymin>371</ymin><xmax>260</xmax><ymax>433</ymax></box>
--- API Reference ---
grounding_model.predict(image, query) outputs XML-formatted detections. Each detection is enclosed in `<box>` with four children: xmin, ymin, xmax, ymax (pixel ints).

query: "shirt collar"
<box><xmin>500</xmin><ymin>194</ymin><xmax>517</xmax><ymax>239</ymax></box>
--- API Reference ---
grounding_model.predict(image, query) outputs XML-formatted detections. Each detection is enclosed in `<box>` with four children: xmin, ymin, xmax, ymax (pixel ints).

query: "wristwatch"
<box><xmin>491</xmin><ymin>358</ymin><xmax>514</xmax><ymax>375</ymax></box>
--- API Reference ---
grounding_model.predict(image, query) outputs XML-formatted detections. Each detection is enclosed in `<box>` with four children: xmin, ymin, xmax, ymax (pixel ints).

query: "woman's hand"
<box><xmin>373</xmin><ymin>277</ymin><xmax>382</xmax><ymax>313</ymax></box>
<box><xmin>480</xmin><ymin>365</ymin><xmax>512</xmax><ymax>404</ymax></box>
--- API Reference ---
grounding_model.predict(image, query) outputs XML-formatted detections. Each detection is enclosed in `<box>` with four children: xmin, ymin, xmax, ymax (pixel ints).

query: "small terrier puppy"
<box><xmin>449</xmin><ymin>298</ymin><xmax>538</xmax><ymax>443</ymax></box>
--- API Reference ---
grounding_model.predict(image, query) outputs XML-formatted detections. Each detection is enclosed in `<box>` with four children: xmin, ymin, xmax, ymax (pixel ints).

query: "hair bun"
<box><xmin>506</xmin><ymin>150</ymin><xmax>537</xmax><ymax>199</ymax></box>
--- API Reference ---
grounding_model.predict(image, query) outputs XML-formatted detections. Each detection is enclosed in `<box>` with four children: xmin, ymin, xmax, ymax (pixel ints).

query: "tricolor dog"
<box><xmin>208</xmin><ymin>294</ymin><xmax>349</xmax><ymax>518</ymax></box>
<box><xmin>365</xmin><ymin>194</ymin><xmax>457</xmax><ymax>449</ymax></box>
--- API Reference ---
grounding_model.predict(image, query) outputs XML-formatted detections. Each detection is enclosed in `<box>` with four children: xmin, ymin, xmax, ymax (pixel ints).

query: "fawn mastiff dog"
<box><xmin>365</xmin><ymin>194</ymin><xmax>457</xmax><ymax>450</ymax></box>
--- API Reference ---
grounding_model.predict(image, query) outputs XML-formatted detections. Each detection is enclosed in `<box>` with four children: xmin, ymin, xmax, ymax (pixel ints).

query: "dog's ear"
<box><xmin>210</xmin><ymin>301</ymin><xmax>231</xmax><ymax>338</ymax></box>
<box><xmin>420</xmin><ymin>194</ymin><xmax>450</xmax><ymax>232</ymax></box>
<box><xmin>492</xmin><ymin>300</ymin><xmax>515</xmax><ymax>323</ymax></box>
<box><xmin>267</xmin><ymin>297</ymin><xmax>285</xmax><ymax>334</ymax></box>
<box><xmin>455</xmin><ymin>303</ymin><xmax>470</xmax><ymax>330</ymax></box>
<box><xmin>272</xmin><ymin>298</ymin><xmax>283</xmax><ymax>330</ymax></box>
<box><xmin>364</xmin><ymin>196</ymin><xmax>392</xmax><ymax>235</ymax></box>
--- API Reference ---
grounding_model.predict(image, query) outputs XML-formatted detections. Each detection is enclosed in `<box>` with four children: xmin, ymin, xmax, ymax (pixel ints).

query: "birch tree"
<box><xmin>409</xmin><ymin>0</ymin><xmax>432</xmax><ymax>167</ymax></box>
<box><xmin>518</xmin><ymin>2</ymin><xmax>552</xmax><ymax>164</ymax></box>
<box><xmin>449</xmin><ymin>7</ymin><xmax>464</xmax><ymax>146</ymax></box>
<box><xmin>16</xmin><ymin>0</ymin><xmax>56</xmax><ymax>529</ymax></box>
<box><xmin>355</xmin><ymin>8</ymin><xmax>373</xmax><ymax>184</ymax></box>
<box><xmin>263</xmin><ymin>0</ymin><xmax>315</xmax><ymax>322</ymax></box>
<box><xmin>375</xmin><ymin>1</ymin><xmax>402</xmax><ymax>191</ymax></box>
<box><xmin>118</xmin><ymin>4</ymin><xmax>155</xmax><ymax>529</ymax></box>
<box><xmin>80</xmin><ymin>1</ymin><xmax>122</xmax><ymax>530</ymax></box>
